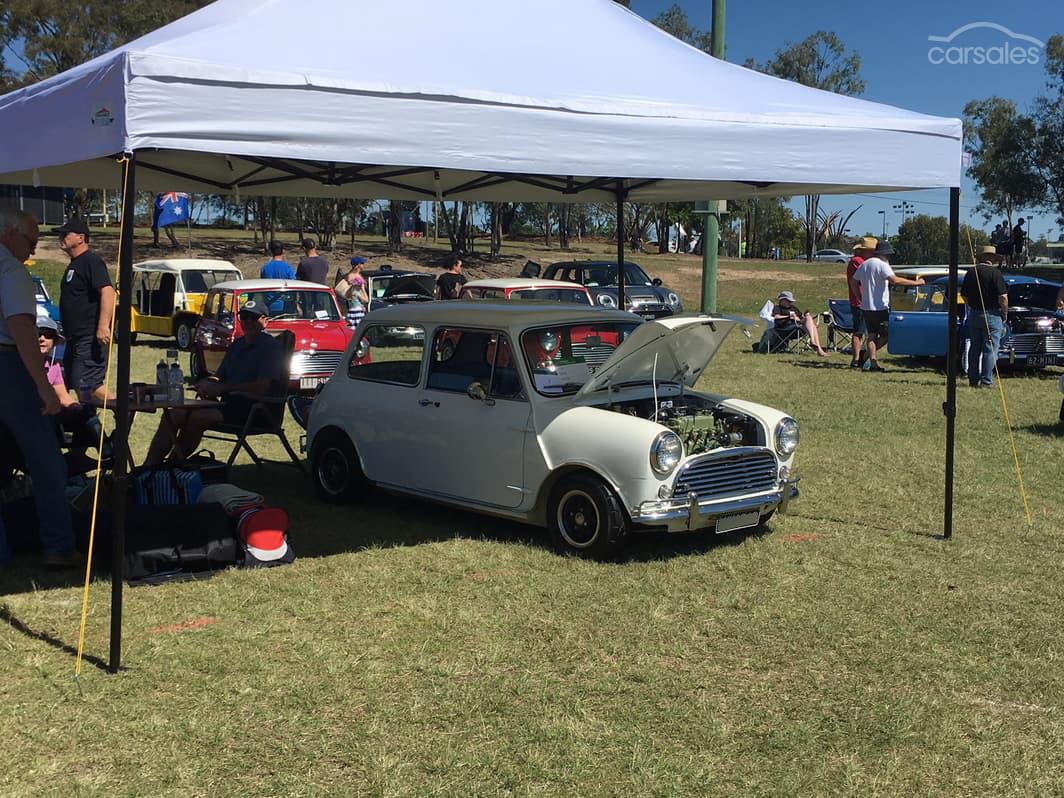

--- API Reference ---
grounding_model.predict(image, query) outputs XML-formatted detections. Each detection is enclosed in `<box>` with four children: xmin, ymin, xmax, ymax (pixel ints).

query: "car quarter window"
<box><xmin>427</xmin><ymin>328</ymin><xmax>524</xmax><ymax>400</ymax></box>
<box><xmin>347</xmin><ymin>325</ymin><xmax>425</xmax><ymax>386</ymax></box>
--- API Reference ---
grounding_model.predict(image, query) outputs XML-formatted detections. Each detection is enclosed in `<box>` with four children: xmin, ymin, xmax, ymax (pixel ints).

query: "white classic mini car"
<box><xmin>306</xmin><ymin>303</ymin><xmax>800</xmax><ymax>556</ymax></box>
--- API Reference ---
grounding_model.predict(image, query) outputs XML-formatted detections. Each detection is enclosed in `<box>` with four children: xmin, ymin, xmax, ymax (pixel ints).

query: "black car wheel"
<box><xmin>188</xmin><ymin>351</ymin><xmax>206</xmax><ymax>382</ymax></box>
<box><xmin>547</xmin><ymin>473</ymin><xmax>628</xmax><ymax>557</ymax></box>
<box><xmin>175</xmin><ymin>320</ymin><xmax>194</xmax><ymax>351</ymax></box>
<box><xmin>311</xmin><ymin>431</ymin><xmax>367</xmax><ymax>504</ymax></box>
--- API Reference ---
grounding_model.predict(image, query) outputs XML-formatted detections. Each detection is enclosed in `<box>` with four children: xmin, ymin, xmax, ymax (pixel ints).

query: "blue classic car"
<box><xmin>33</xmin><ymin>276</ymin><xmax>61</xmax><ymax>323</ymax></box>
<box><xmin>888</xmin><ymin>275</ymin><xmax>1064</xmax><ymax>368</ymax></box>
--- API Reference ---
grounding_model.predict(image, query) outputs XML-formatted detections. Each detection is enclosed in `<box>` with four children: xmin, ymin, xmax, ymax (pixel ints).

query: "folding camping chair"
<box><xmin>825</xmin><ymin>299</ymin><xmax>857</xmax><ymax>354</ymax></box>
<box><xmin>755</xmin><ymin>299</ymin><xmax>812</xmax><ymax>354</ymax></box>
<box><xmin>201</xmin><ymin>330</ymin><xmax>306</xmax><ymax>474</ymax></box>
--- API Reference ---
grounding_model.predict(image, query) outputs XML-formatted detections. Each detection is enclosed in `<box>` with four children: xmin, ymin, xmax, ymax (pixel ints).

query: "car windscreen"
<box><xmin>1007</xmin><ymin>283</ymin><xmax>1059</xmax><ymax>310</ymax></box>
<box><xmin>583</xmin><ymin>264</ymin><xmax>653</xmax><ymax>287</ymax></box>
<box><xmin>182</xmin><ymin>270</ymin><xmax>242</xmax><ymax>293</ymax></box>
<box><xmin>509</xmin><ymin>288</ymin><xmax>591</xmax><ymax>304</ymax></box>
<box><xmin>239</xmin><ymin>290</ymin><xmax>340</xmax><ymax>321</ymax></box>
<box><xmin>521</xmin><ymin>321</ymin><xmax>641</xmax><ymax>396</ymax></box>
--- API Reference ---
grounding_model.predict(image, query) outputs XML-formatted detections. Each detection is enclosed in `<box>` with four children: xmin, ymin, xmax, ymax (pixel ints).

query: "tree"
<box><xmin>895</xmin><ymin>215</ymin><xmax>989</xmax><ymax>265</ymax></box>
<box><xmin>963</xmin><ymin>97</ymin><xmax>1044</xmax><ymax>222</ymax></box>
<box><xmin>650</xmin><ymin>4</ymin><xmax>712</xmax><ymax>51</ymax></box>
<box><xmin>1031</xmin><ymin>34</ymin><xmax>1064</xmax><ymax>226</ymax></box>
<box><xmin>0</xmin><ymin>0</ymin><xmax>211</xmax><ymax>88</ymax></box>
<box><xmin>751</xmin><ymin>32</ymin><xmax>865</xmax><ymax>261</ymax></box>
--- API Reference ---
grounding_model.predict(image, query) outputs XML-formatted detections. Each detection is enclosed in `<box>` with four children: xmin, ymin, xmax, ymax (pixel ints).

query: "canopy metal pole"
<box><xmin>943</xmin><ymin>186</ymin><xmax>960</xmax><ymax>540</ymax></box>
<box><xmin>109</xmin><ymin>151</ymin><xmax>136</xmax><ymax>672</ymax></box>
<box><xmin>616</xmin><ymin>183</ymin><xmax>626</xmax><ymax>309</ymax></box>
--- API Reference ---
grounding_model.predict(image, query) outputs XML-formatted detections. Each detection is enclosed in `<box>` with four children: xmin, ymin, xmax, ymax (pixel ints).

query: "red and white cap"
<box><xmin>238</xmin><ymin>507</ymin><xmax>290</xmax><ymax>562</ymax></box>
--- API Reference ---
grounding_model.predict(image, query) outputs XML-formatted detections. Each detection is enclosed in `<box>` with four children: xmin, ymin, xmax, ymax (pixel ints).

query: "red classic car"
<box><xmin>189</xmin><ymin>279</ymin><xmax>357</xmax><ymax>393</ymax></box>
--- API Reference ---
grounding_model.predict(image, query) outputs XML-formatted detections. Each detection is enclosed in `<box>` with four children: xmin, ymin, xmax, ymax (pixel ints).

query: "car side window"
<box><xmin>427</xmin><ymin>328</ymin><xmax>524</xmax><ymax>400</ymax></box>
<box><xmin>347</xmin><ymin>325</ymin><xmax>425</xmax><ymax>386</ymax></box>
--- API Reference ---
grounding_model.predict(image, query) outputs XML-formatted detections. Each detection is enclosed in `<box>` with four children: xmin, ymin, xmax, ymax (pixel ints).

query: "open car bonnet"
<box><xmin>576</xmin><ymin>314</ymin><xmax>750</xmax><ymax>397</ymax></box>
<box><xmin>382</xmin><ymin>274</ymin><xmax>436</xmax><ymax>299</ymax></box>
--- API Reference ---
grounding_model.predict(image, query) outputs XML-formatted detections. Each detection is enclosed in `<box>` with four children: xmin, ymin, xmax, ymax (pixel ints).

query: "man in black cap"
<box><xmin>143</xmin><ymin>300</ymin><xmax>284</xmax><ymax>466</ymax></box>
<box><xmin>56</xmin><ymin>216</ymin><xmax>115</xmax><ymax>401</ymax></box>
<box><xmin>296</xmin><ymin>238</ymin><xmax>329</xmax><ymax>285</ymax></box>
<box><xmin>961</xmin><ymin>245</ymin><xmax>1009</xmax><ymax>388</ymax></box>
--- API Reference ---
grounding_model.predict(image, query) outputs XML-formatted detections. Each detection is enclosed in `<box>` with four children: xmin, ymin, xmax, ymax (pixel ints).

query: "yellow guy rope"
<box><xmin>964</xmin><ymin>227</ymin><xmax>1033</xmax><ymax>527</ymax></box>
<box><xmin>75</xmin><ymin>155</ymin><xmax>129</xmax><ymax>677</ymax></box>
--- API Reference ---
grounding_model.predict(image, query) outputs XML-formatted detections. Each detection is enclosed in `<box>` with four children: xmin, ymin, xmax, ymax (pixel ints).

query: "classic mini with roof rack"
<box><xmin>307</xmin><ymin>303</ymin><xmax>800</xmax><ymax>556</ymax></box>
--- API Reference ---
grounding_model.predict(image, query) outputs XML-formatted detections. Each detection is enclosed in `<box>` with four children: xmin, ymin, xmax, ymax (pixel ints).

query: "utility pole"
<box><xmin>698</xmin><ymin>0</ymin><xmax>726</xmax><ymax>313</ymax></box>
<box><xmin>878</xmin><ymin>209</ymin><xmax>887</xmax><ymax>239</ymax></box>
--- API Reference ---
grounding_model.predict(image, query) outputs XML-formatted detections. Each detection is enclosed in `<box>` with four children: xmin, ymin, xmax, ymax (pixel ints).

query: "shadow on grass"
<box><xmin>0</xmin><ymin>603</ymin><xmax>114</xmax><ymax>673</ymax></box>
<box><xmin>1018</xmin><ymin>421</ymin><xmax>1064</xmax><ymax>438</ymax></box>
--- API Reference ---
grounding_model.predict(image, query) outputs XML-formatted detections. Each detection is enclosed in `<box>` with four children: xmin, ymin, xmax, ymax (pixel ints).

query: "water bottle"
<box><xmin>168</xmin><ymin>361</ymin><xmax>184</xmax><ymax>405</ymax></box>
<box><xmin>155</xmin><ymin>357</ymin><xmax>168</xmax><ymax>392</ymax></box>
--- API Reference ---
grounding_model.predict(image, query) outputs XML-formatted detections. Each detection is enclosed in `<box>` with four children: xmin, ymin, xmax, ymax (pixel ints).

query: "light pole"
<box><xmin>877</xmin><ymin>209</ymin><xmax>887</xmax><ymax>239</ymax></box>
<box><xmin>893</xmin><ymin>200</ymin><xmax>915</xmax><ymax>229</ymax></box>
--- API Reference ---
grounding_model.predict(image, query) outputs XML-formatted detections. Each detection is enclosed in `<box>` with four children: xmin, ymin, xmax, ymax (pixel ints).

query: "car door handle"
<box><xmin>418</xmin><ymin>399</ymin><xmax>439</xmax><ymax>407</ymax></box>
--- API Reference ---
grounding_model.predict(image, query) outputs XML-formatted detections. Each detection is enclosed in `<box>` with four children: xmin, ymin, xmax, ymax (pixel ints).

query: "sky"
<box><xmin>629</xmin><ymin>0</ymin><xmax>1063</xmax><ymax>242</ymax></box>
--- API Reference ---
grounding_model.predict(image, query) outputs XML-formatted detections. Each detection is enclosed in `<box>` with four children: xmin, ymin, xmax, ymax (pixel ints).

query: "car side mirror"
<box><xmin>467</xmin><ymin>381</ymin><xmax>495</xmax><ymax>406</ymax></box>
<box><xmin>652</xmin><ymin>277</ymin><xmax>663</xmax><ymax>287</ymax></box>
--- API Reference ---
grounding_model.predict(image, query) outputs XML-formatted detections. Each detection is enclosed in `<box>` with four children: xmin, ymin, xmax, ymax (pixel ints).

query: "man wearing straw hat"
<box><xmin>846</xmin><ymin>236</ymin><xmax>877</xmax><ymax>368</ymax></box>
<box><xmin>961</xmin><ymin>245</ymin><xmax>1008</xmax><ymax>388</ymax></box>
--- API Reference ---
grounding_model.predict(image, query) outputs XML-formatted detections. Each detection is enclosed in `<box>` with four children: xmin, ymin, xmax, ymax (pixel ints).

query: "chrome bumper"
<box><xmin>632</xmin><ymin>477</ymin><xmax>800</xmax><ymax>532</ymax></box>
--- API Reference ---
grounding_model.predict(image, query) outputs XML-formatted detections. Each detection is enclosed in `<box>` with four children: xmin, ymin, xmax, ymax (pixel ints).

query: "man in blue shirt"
<box><xmin>260</xmin><ymin>241</ymin><xmax>295</xmax><ymax>280</ymax></box>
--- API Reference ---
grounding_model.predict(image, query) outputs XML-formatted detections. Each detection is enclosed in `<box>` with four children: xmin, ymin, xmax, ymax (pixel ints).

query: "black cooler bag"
<box><xmin>124</xmin><ymin>502</ymin><xmax>237</xmax><ymax>585</ymax></box>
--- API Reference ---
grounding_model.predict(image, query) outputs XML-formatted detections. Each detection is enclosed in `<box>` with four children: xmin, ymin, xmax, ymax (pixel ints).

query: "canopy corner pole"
<box><xmin>615</xmin><ymin>182</ymin><xmax>628</xmax><ymax>309</ymax></box>
<box><xmin>943</xmin><ymin>186</ymin><xmax>960</xmax><ymax>541</ymax></box>
<box><xmin>109</xmin><ymin>150</ymin><xmax>137</xmax><ymax>673</ymax></box>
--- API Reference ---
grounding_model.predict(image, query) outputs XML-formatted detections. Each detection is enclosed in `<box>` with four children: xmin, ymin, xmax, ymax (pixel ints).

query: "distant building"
<box><xmin>0</xmin><ymin>185</ymin><xmax>66</xmax><ymax>225</ymax></box>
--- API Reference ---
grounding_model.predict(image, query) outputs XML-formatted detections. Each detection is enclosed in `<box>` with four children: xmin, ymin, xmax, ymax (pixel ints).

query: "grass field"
<box><xmin>3</xmin><ymin>237</ymin><xmax>1064</xmax><ymax>796</ymax></box>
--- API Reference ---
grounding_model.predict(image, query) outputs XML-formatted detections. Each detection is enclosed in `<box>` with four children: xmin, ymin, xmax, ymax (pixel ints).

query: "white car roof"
<box><xmin>133</xmin><ymin>258</ymin><xmax>241</xmax><ymax>274</ymax></box>
<box><xmin>209</xmin><ymin>278</ymin><xmax>335</xmax><ymax>292</ymax></box>
<box><xmin>462</xmin><ymin>278</ymin><xmax>588</xmax><ymax>291</ymax></box>
<box><xmin>363</xmin><ymin>301</ymin><xmax>636</xmax><ymax>330</ymax></box>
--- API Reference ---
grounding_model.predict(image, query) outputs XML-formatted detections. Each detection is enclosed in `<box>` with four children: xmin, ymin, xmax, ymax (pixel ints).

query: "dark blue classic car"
<box><xmin>33</xmin><ymin>276</ymin><xmax>61</xmax><ymax>323</ymax></box>
<box><xmin>542</xmin><ymin>261</ymin><xmax>682</xmax><ymax>319</ymax></box>
<box><xmin>888</xmin><ymin>275</ymin><xmax>1064</xmax><ymax>368</ymax></box>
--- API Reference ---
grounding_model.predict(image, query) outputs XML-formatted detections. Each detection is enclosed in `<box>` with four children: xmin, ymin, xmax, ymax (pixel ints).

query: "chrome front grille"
<box><xmin>571</xmin><ymin>341</ymin><xmax>617</xmax><ymax>367</ymax></box>
<box><xmin>629</xmin><ymin>301</ymin><xmax>671</xmax><ymax>317</ymax></box>
<box><xmin>290</xmin><ymin>350</ymin><xmax>343</xmax><ymax>376</ymax></box>
<box><xmin>1004</xmin><ymin>334</ymin><xmax>1064</xmax><ymax>356</ymax></box>
<box><xmin>672</xmin><ymin>448</ymin><xmax>778</xmax><ymax>501</ymax></box>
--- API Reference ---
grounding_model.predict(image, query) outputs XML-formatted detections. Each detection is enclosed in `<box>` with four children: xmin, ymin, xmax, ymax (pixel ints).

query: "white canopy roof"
<box><xmin>0</xmin><ymin>0</ymin><xmax>962</xmax><ymax>202</ymax></box>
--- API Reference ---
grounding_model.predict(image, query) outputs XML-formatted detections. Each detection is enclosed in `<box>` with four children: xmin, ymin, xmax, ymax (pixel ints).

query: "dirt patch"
<box><xmin>672</xmin><ymin>264</ymin><xmax>819</xmax><ymax>282</ymax></box>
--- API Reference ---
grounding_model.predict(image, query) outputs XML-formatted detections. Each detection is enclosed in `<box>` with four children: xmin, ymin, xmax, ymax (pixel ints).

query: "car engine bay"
<box><xmin>604</xmin><ymin>394</ymin><xmax>766</xmax><ymax>455</ymax></box>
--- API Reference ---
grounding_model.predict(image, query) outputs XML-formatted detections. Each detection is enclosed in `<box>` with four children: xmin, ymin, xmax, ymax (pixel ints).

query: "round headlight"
<box><xmin>667</xmin><ymin>292</ymin><xmax>681</xmax><ymax>308</ymax></box>
<box><xmin>775</xmin><ymin>418</ymin><xmax>800</xmax><ymax>457</ymax></box>
<box><xmin>540</xmin><ymin>330</ymin><xmax>559</xmax><ymax>353</ymax></box>
<box><xmin>597</xmin><ymin>293</ymin><xmax>616</xmax><ymax>308</ymax></box>
<box><xmin>650</xmin><ymin>431</ymin><xmax>683</xmax><ymax>476</ymax></box>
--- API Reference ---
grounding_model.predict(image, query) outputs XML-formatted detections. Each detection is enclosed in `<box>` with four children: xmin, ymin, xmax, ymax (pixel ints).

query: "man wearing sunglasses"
<box><xmin>0</xmin><ymin>209</ymin><xmax>76</xmax><ymax>567</ymax></box>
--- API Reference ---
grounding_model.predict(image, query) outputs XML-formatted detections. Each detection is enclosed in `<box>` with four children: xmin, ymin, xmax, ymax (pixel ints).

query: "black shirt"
<box><xmin>217</xmin><ymin>331</ymin><xmax>285</xmax><ymax>387</ymax></box>
<box><xmin>437</xmin><ymin>271</ymin><xmax>466</xmax><ymax>300</ymax></box>
<box><xmin>772</xmin><ymin>303</ymin><xmax>802</xmax><ymax>329</ymax></box>
<box><xmin>1012</xmin><ymin>225</ymin><xmax>1026</xmax><ymax>247</ymax></box>
<box><xmin>59</xmin><ymin>250</ymin><xmax>112</xmax><ymax>339</ymax></box>
<box><xmin>296</xmin><ymin>255</ymin><xmax>329</xmax><ymax>285</ymax></box>
<box><xmin>961</xmin><ymin>263</ymin><xmax>1008</xmax><ymax>316</ymax></box>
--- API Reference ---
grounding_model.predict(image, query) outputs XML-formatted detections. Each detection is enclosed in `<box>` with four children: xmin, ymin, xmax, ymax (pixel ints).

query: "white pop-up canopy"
<box><xmin>0</xmin><ymin>0</ymin><xmax>961</xmax><ymax>200</ymax></box>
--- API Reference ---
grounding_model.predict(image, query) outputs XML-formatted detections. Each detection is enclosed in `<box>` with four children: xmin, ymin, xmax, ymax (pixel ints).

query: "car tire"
<box><xmin>174</xmin><ymin>319</ymin><xmax>193</xmax><ymax>351</ymax></box>
<box><xmin>311</xmin><ymin>431</ymin><xmax>367</xmax><ymax>504</ymax></box>
<box><xmin>188</xmin><ymin>351</ymin><xmax>206</xmax><ymax>382</ymax></box>
<box><xmin>547</xmin><ymin>473</ymin><xmax>629</xmax><ymax>557</ymax></box>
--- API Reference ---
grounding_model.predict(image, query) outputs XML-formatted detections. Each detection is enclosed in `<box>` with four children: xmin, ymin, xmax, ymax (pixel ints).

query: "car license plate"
<box><xmin>641</xmin><ymin>312</ymin><xmax>657</xmax><ymax>320</ymax></box>
<box><xmin>300</xmin><ymin>376</ymin><xmax>328</xmax><ymax>390</ymax></box>
<box><xmin>1027</xmin><ymin>354</ymin><xmax>1049</xmax><ymax>368</ymax></box>
<box><xmin>715</xmin><ymin>510</ymin><xmax>761</xmax><ymax>535</ymax></box>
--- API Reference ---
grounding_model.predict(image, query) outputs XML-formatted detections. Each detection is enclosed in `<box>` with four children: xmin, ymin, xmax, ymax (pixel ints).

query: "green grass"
<box><xmin>3</xmin><ymin>250</ymin><xmax>1064</xmax><ymax>796</ymax></box>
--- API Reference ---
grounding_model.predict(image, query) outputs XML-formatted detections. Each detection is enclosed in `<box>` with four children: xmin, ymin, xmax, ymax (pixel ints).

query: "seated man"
<box><xmin>143</xmin><ymin>300</ymin><xmax>284</xmax><ymax>466</ymax></box>
<box><xmin>770</xmin><ymin>291</ymin><xmax>827</xmax><ymax>356</ymax></box>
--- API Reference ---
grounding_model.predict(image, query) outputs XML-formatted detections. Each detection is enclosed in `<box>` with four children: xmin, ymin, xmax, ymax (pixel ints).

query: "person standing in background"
<box><xmin>436</xmin><ymin>255</ymin><xmax>465</xmax><ymax>299</ymax></box>
<box><xmin>0</xmin><ymin>209</ymin><xmax>76</xmax><ymax>567</ymax></box>
<box><xmin>56</xmin><ymin>216</ymin><xmax>115</xmax><ymax>402</ymax></box>
<box><xmin>846</xmin><ymin>236</ymin><xmax>876</xmax><ymax>369</ymax></box>
<box><xmin>296</xmin><ymin>238</ymin><xmax>329</xmax><ymax>285</ymax></box>
<box><xmin>260</xmin><ymin>241</ymin><xmax>295</xmax><ymax>280</ymax></box>
<box><xmin>961</xmin><ymin>246</ymin><xmax>1009</xmax><ymax>388</ymax></box>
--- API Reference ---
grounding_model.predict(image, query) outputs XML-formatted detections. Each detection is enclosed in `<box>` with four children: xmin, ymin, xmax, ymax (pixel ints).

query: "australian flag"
<box><xmin>154</xmin><ymin>192</ymin><xmax>189</xmax><ymax>228</ymax></box>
